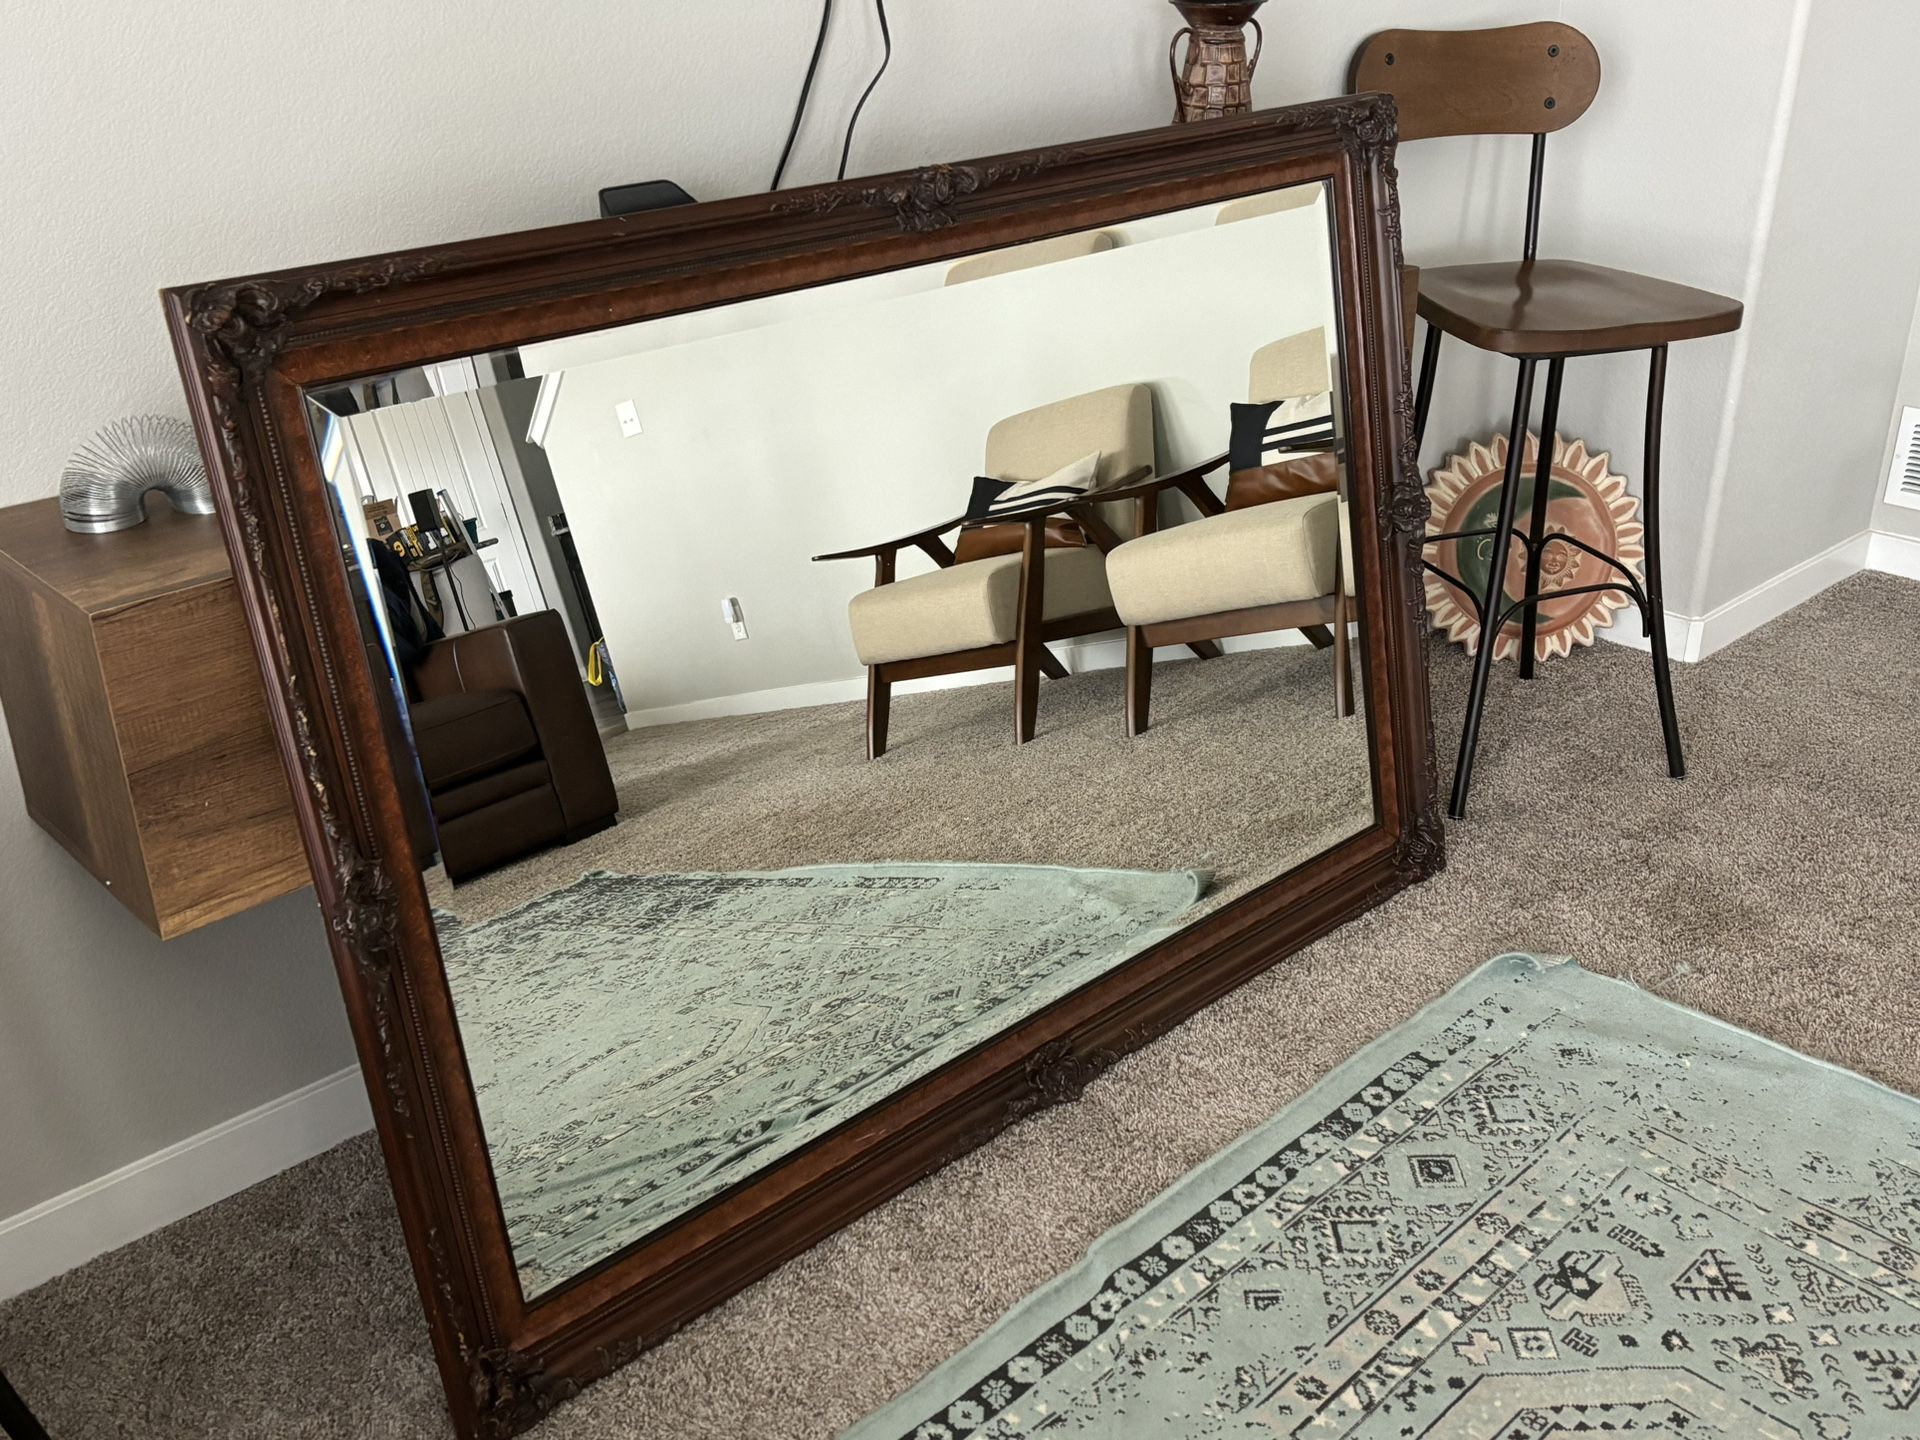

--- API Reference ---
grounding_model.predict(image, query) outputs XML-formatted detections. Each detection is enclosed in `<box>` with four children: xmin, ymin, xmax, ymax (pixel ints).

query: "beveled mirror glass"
<box><xmin>166</xmin><ymin>100</ymin><xmax>1439</xmax><ymax>1438</ymax></box>
<box><xmin>308</xmin><ymin>180</ymin><xmax>1371</xmax><ymax>1297</ymax></box>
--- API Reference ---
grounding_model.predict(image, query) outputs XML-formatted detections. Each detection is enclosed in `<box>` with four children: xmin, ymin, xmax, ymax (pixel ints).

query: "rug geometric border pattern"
<box><xmin>850</xmin><ymin>954</ymin><xmax>1920</xmax><ymax>1439</ymax></box>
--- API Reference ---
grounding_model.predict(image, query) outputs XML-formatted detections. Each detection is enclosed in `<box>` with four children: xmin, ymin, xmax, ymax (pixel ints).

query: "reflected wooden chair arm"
<box><xmin>812</xmin><ymin>523</ymin><xmax>962</xmax><ymax>570</ymax></box>
<box><xmin>980</xmin><ymin>465</ymin><xmax>1225</xmax><ymax>667</ymax></box>
<box><xmin>817</xmin><ymin>453</ymin><xmax>1227</xmax><ymax>757</ymax></box>
<box><xmin>808</xmin><ymin>463</ymin><xmax>1160</xmax><ymax>573</ymax></box>
<box><xmin>1088</xmin><ymin>443</ymin><xmax>1347</xmax><ymax>524</ymax></box>
<box><xmin>1061</xmin><ymin>452</ymin><xmax>1230</xmax><ymax>531</ymax></box>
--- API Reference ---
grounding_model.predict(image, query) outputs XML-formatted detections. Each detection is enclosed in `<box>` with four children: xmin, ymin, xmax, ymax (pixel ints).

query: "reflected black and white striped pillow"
<box><xmin>965</xmin><ymin>450</ymin><xmax>1102</xmax><ymax>522</ymax></box>
<box><xmin>1228</xmin><ymin>392</ymin><xmax>1336</xmax><ymax>473</ymax></box>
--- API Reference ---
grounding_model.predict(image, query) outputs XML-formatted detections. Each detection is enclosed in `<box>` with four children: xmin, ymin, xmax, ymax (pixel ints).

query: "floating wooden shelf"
<box><xmin>0</xmin><ymin>497</ymin><xmax>308</xmax><ymax>938</ymax></box>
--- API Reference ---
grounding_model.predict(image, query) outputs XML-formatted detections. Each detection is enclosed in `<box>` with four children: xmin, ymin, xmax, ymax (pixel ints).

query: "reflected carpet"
<box><xmin>429</xmin><ymin>643</ymin><xmax>1375</xmax><ymax>929</ymax></box>
<box><xmin>441</xmin><ymin>863</ymin><xmax>1209</xmax><ymax>1296</ymax></box>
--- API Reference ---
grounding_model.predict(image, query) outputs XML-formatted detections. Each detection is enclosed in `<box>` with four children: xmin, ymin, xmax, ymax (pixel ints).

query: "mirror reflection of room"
<box><xmin>305</xmin><ymin>182</ymin><xmax>1375</xmax><ymax>1294</ymax></box>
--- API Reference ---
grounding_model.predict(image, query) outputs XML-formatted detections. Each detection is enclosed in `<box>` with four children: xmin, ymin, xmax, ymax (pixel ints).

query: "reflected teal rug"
<box><xmin>438</xmin><ymin>862</ymin><xmax>1208</xmax><ymax>1297</ymax></box>
<box><xmin>848</xmin><ymin>953</ymin><xmax>1920</xmax><ymax>1439</ymax></box>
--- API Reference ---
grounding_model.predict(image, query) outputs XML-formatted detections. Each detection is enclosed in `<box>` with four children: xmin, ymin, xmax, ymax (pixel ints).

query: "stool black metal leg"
<box><xmin>1448</xmin><ymin>355</ymin><xmax>1537</xmax><ymax>820</ymax></box>
<box><xmin>1412</xmin><ymin>321</ymin><xmax>1443</xmax><ymax>455</ymax></box>
<box><xmin>1642</xmin><ymin>344</ymin><xmax>1685</xmax><ymax>779</ymax></box>
<box><xmin>1517</xmin><ymin>357</ymin><xmax>1566</xmax><ymax>680</ymax></box>
<box><xmin>0</xmin><ymin>1370</ymin><xmax>52</xmax><ymax>1440</ymax></box>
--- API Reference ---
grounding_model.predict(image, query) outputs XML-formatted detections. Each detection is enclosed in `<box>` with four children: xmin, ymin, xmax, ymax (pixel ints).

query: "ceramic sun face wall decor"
<box><xmin>1424</xmin><ymin>431</ymin><xmax>1647</xmax><ymax>663</ymax></box>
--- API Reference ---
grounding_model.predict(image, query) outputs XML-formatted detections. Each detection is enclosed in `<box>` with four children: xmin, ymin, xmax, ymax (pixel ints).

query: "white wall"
<box><xmin>537</xmin><ymin>200</ymin><xmax>1335</xmax><ymax>714</ymax></box>
<box><xmin>3</xmin><ymin>0</ymin><xmax>1911</xmax><ymax>1289</ymax></box>
<box><xmin>1697</xmin><ymin>0</ymin><xmax>1920</xmax><ymax>603</ymax></box>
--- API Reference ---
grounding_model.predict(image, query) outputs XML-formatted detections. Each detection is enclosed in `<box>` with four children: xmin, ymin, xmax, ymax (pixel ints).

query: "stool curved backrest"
<box><xmin>1352</xmin><ymin>21</ymin><xmax>1600</xmax><ymax>260</ymax></box>
<box><xmin>1349</xmin><ymin>22</ymin><xmax>1600</xmax><ymax>140</ymax></box>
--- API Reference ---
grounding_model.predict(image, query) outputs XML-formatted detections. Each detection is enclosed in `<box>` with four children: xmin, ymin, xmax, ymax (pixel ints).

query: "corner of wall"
<box><xmin>1683</xmin><ymin>0</ymin><xmax>1813</xmax><ymax>618</ymax></box>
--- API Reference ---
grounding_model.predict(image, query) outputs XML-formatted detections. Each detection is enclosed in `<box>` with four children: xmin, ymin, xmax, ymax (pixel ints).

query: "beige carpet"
<box><xmin>2</xmin><ymin>572</ymin><xmax>1915</xmax><ymax>1439</ymax></box>
<box><xmin>430</xmin><ymin>639</ymin><xmax>1373</xmax><ymax>926</ymax></box>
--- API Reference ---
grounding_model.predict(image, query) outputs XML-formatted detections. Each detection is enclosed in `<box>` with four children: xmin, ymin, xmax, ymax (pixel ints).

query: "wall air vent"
<box><xmin>1887</xmin><ymin>406</ymin><xmax>1920</xmax><ymax>511</ymax></box>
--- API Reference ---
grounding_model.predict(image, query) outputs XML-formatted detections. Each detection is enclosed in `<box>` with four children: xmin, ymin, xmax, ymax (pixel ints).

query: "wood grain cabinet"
<box><xmin>0</xmin><ymin>497</ymin><xmax>307</xmax><ymax>938</ymax></box>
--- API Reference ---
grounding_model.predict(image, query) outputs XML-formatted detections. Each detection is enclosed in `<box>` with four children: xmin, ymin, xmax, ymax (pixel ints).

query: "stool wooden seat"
<box><xmin>1418</xmin><ymin>259</ymin><xmax>1743</xmax><ymax>358</ymax></box>
<box><xmin>1353</xmin><ymin>22</ymin><xmax>1745</xmax><ymax>819</ymax></box>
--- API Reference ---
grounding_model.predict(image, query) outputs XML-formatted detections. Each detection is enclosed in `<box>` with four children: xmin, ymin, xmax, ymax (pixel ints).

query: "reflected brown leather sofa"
<box><xmin>407</xmin><ymin>610</ymin><xmax>617</xmax><ymax>882</ymax></box>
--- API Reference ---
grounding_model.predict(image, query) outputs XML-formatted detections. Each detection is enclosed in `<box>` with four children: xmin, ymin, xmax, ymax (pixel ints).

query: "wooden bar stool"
<box><xmin>1351</xmin><ymin>23</ymin><xmax>1743</xmax><ymax>819</ymax></box>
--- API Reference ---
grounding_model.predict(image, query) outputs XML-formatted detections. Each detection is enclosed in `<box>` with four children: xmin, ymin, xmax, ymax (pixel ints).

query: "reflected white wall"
<box><xmin>537</xmin><ymin>199</ymin><xmax>1338</xmax><ymax>717</ymax></box>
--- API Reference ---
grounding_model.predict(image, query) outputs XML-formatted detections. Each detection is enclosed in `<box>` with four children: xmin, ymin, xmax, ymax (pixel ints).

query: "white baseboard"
<box><xmin>1866</xmin><ymin>528</ymin><xmax>1920</xmax><ymax>580</ymax></box>
<box><xmin>625</xmin><ymin>628</ymin><xmax>1306</xmax><ymax>730</ymax></box>
<box><xmin>1598</xmin><ymin>530</ymin><xmax>1873</xmax><ymax>663</ymax></box>
<box><xmin>1593</xmin><ymin>606</ymin><xmax>1702</xmax><ymax>663</ymax></box>
<box><xmin>0</xmin><ymin>1065</ymin><xmax>372</xmax><ymax>1302</ymax></box>
<box><xmin>1691</xmin><ymin>531</ymin><xmax>1873</xmax><ymax>657</ymax></box>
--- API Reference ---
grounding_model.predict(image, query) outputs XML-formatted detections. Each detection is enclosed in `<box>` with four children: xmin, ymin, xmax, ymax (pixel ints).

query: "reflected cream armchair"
<box><xmin>944</xmin><ymin>230</ymin><xmax>1115</xmax><ymax>286</ymax></box>
<box><xmin>1105</xmin><ymin>328</ymin><xmax>1354</xmax><ymax>737</ymax></box>
<box><xmin>817</xmin><ymin>384</ymin><xmax>1158</xmax><ymax>759</ymax></box>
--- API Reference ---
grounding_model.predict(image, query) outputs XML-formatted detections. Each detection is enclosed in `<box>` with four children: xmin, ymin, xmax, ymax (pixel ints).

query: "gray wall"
<box><xmin>1</xmin><ymin>0</ymin><xmax>1912</xmax><ymax>1240</ymax></box>
<box><xmin>1698</xmin><ymin>0</ymin><xmax>1920</xmax><ymax>601</ymax></box>
<box><xmin>536</xmin><ymin>201</ymin><xmax>1336</xmax><ymax>719</ymax></box>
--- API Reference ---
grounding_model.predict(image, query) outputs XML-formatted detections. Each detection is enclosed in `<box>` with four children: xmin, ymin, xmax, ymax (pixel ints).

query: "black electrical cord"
<box><xmin>836</xmin><ymin>0</ymin><xmax>892</xmax><ymax>182</ymax></box>
<box><xmin>771</xmin><ymin>0</ymin><xmax>834</xmax><ymax>191</ymax></box>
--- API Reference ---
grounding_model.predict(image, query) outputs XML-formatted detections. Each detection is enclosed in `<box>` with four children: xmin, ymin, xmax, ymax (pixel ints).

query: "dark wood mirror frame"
<box><xmin>162</xmin><ymin>94</ymin><xmax>1442</xmax><ymax>1440</ymax></box>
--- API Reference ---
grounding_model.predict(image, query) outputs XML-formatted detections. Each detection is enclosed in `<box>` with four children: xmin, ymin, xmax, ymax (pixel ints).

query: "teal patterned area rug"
<box><xmin>849</xmin><ymin>953</ymin><xmax>1920</xmax><ymax>1439</ymax></box>
<box><xmin>438</xmin><ymin>863</ymin><xmax>1207</xmax><ymax>1297</ymax></box>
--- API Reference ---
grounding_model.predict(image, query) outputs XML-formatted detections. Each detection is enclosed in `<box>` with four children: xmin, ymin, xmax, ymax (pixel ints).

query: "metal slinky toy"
<box><xmin>59</xmin><ymin>415</ymin><xmax>215</xmax><ymax>534</ymax></box>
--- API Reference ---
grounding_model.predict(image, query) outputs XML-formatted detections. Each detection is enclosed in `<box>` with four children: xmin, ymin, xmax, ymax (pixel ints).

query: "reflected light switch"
<box><xmin>615</xmin><ymin>400</ymin><xmax>643</xmax><ymax>437</ymax></box>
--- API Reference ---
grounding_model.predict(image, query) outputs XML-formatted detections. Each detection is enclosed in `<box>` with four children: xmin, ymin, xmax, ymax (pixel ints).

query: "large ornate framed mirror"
<box><xmin>164</xmin><ymin>95</ymin><xmax>1440</xmax><ymax>1439</ymax></box>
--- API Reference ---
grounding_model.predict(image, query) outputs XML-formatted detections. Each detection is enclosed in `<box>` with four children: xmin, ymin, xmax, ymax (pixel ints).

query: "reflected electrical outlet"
<box><xmin>722</xmin><ymin>595</ymin><xmax>748</xmax><ymax>640</ymax></box>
